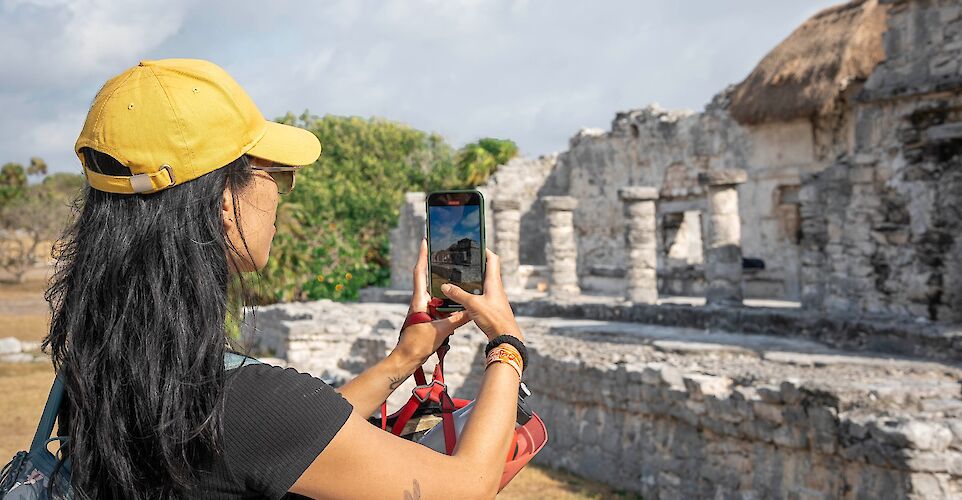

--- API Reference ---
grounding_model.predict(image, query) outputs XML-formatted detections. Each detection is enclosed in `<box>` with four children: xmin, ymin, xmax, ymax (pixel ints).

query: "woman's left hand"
<box><xmin>393</xmin><ymin>239</ymin><xmax>471</xmax><ymax>368</ymax></box>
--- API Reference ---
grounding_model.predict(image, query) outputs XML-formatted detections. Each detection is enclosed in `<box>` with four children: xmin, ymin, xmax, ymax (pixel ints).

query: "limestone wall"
<box><xmin>482</xmin><ymin>154</ymin><xmax>562</xmax><ymax>266</ymax></box>
<box><xmin>241</xmin><ymin>298</ymin><xmax>962</xmax><ymax>499</ymax></box>
<box><xmin>800</xmin><ymin>0</ymin><xmax>962</xmax><ymax>322</ymax></box>
<box><xmin>556</xmin><ymin>94</ymin><xmax>836</xmax><ymax>300</ymax></box>
<box><xmin>385</xmin><ymin>0</ymin><xmax>961</xmax><ymax>320</ymax></box>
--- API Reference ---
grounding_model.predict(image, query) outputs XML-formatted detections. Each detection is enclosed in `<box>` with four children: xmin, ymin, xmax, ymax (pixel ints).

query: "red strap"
<box><xmin>384</xmin><ymin>302</ymin><xmax>455</xmax><ymax>439</ymax></box>
<box><xmin>439</xmin><ymin>389</ymin><xmax>457</xmax><ymax>455</ymax></box>
<box><xmin>391</xmin><ymin>380</ymin><xmax>448</xmax><ymax>435</ymax></box>
<box><xmin>413</xmin><ymin>366</ymin><xmax>427</xmax><ymax>386</ymax></box>
<box><xmin>402</xmin><ymin>311</ymin><xmax>434</xmax><ymax>331</ymax></box>
<box><xmin>427</xmin><ymin>297</ymin><xmax>444</xmax><ymax>319</ymax></box>
<box><xmin>380</xmin><ymin>401</ymin><xmax>388</xmax><ymax>431</ymax></box>
<box><xmin>391</xmin><ymin>394</ymin><xmax>424</xmax><ymax>435</ymax></box>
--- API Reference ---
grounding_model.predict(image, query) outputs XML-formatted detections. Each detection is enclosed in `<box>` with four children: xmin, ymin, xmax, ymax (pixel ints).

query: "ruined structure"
<box><xmin>799</xmin><ymin>0</ymin><xmax>962</xmax><ymax>322</ymax></box>
<box><xmin>245</xmin><ymin>0</ymin><xmax>962</xmax><ymax>498</ymax></box>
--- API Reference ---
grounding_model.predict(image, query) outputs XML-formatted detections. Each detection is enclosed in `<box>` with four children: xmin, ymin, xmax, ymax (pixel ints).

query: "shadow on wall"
<box><xmin>519</xmin><ymin>158</ymin><xmax>570</xmax><ymax>267</ymax></box>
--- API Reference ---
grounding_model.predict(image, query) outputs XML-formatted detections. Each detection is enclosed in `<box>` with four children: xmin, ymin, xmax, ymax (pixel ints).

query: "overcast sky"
<box><xmin>1</xmin><ymin>0</ymin><xmax>840</xmax><ymax>176</ymax></box>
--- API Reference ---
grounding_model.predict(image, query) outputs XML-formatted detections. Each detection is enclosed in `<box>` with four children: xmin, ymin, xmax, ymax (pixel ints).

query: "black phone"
<box><xmin>426</xmin><ymin>190</ymin><xmax>486</xmax><ymax>312</ymax></box>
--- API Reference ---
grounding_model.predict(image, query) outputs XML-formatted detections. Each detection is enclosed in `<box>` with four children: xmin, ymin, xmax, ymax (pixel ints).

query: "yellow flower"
<box><xmin>316</xmin><ymin>275</ymin><xmax>324</xmax><ymax>282</ymax></box>
<box><xmin>335</xmin><ymin>284</ymin><xmax>344</xmax><ymax>291</ymax></box>
<box><xmin>345</xmin><ymin>272</ymin><xmax>352</xmax><ymax>280</ymax></box>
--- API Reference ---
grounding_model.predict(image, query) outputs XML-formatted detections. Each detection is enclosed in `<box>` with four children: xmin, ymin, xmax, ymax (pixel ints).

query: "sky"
<box><xmin>429</xmin><ymin>204</ymin><xmax>481</xmax><ymax>252</ymax></box>
<box><xmin>1</xmin><ymin>0</ymin><xmax>841</xmax><ymax>177</ymax></box>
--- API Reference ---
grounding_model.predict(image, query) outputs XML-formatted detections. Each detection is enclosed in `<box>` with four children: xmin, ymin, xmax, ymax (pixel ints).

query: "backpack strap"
<box><xmin>30</xmin><ymin>374</ymin><xmax>65</xmax><ymax>454</ymax></box>
<box><xmin>29</xmin><ymin>351</ymin><xmax>260</xmax><ymax>452</ymax></box>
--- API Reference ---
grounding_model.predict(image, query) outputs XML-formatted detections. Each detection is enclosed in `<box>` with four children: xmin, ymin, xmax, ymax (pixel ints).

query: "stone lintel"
<box><xmin>543</xmin><ymin>195</ymin><xmax>579</xmax><ymax>211</ymax></box>
<box><xmin>698</xmin><ymin>169</ymin><xmax>748</xmax><ymax>187</ymax></box>
<box><xmin>618</xmin><ymin>186</ymin><xmax>659</xmax><ymax>202</ymax></box>
<box><xmin>492</xmin><ymin>198</ymin><xmax>522</xmax><ymax>211</ymax></box>
<box><xmin>926</xmin><ymin>122</ymin><xmax>962</xmax><ymax>142</ymax></box>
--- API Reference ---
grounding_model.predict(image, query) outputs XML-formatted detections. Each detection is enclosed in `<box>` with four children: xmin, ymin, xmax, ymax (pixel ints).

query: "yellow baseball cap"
<box><xmin>74</xmin><ymin>58</ymin><xmax>321</xmax><ymax>194</ymax></box>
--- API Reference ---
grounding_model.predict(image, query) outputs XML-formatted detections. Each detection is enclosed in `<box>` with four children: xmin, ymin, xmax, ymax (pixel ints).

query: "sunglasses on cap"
<box><xmin>250</xmin><ymin>163</ymin><xmax>298</xmax><ymax>195</ymax></box>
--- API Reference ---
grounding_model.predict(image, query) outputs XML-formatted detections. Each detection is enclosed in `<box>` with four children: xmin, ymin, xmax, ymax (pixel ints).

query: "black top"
<box><xmin>193</xmin><ymin>362</ymin><xmax>354</xmax><ymax>499</ymax></box>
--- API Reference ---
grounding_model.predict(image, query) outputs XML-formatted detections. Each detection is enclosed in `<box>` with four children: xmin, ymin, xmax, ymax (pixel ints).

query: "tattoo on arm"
<box><xmin>404</xmin><ymin>478</ymin><xmax>422</xmax><ymax>500</ymax></box>
<box><xmin>388</xmin><ymin>374</ymin><xmax>406</xmax><ymax>390</ymax></box>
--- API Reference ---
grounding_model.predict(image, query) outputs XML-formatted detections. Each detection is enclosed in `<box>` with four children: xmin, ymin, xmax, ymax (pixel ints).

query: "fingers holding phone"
<box><xmin>396</xmin><ymin>238</ymin><xmax>471</xmax><ymax>364</ymax></box>
<box><xmin>441</xmin><ymin>248</ymin><xmax>523</xmax><ymax>343</ymax></box>
<box><xmin>408</xmin><ymin>238</ymin><xmax>431</xmax><ymax>315</ymax></box>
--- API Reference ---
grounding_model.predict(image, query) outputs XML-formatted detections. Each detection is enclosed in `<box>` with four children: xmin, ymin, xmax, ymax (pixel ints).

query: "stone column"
<box><xmin>618</xmin><ymin>186</ymin><xmax>659</xmax><ymax>304</ymax></box>
<box><xmin>493</xmin><ymin>198</ymin><xmax>522</xmax><ymax>293</ymax></box>
<box><xmin>389</xmin><ymin>192</ymin><xmax>426</xmax><ymax>290</ymax></box>
<box><xmin>698</xmin><ymin>170</ymin><xmax>747</xmax><ymax>305</ymax></box>
<box><xmin>543</xmin><ymin>196</ymin><xmax>580</xmax><ymax>297</ymax></box>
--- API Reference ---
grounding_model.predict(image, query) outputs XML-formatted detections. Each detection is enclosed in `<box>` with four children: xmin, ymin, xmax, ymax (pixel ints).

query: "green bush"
<box><xmin>255</xmin><ymin>112</ymin><xmax>517</xmax><ymax>304</ymax></box>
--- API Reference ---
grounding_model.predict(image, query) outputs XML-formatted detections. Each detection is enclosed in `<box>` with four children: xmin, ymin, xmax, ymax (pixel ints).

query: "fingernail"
<box><xmin>441</xmin><ymin>284</ymin><xmax>450</xmax><ymax>292</ymax></box>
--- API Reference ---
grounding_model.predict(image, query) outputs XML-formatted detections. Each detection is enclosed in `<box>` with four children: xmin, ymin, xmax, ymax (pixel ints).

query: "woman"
<box><xmin>44</xmin><ymin>58</ymin><xmax>527</xmax><ymax>499</ymax></box>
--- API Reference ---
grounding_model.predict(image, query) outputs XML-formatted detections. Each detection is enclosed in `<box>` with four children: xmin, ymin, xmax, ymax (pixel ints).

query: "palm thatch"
<box><xmin>728</xmin><ymin>0</ymin><xmax>888</xmax><ymax>125</ymax></box>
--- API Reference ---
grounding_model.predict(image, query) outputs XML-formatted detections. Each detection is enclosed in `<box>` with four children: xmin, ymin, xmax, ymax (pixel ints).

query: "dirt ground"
<box><xmin>0</xmin><ymin>270</ymin><xmax>638</xmax><ymax>499</ymax></box>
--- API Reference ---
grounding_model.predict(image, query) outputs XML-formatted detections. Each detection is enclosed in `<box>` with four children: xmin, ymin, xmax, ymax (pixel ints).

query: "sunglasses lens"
<box><xmin>271</xmin><ymin>171</ymin><xmax>295</xmax><ymax>194</ymax></box>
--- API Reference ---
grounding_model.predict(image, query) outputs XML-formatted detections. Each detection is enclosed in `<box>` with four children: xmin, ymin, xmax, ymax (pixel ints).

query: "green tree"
<box><xmin>254</xmin><ymin>112</ymin><xmax>518</xmax><ymax>304</ymax></box>
<box><xmin>427</xmin><ymin>137</ymin><xmax>518</xmax><ymax>189</ymax></box>
<box><xmin>27</xmin><ymin>157</ymin><xmax>48</xmax><ymax>176</ymax></box>
<box><xmin>0</xmin><ymin>171</ymin><xmax>83</xmax><ymax>283</ymax></box>
<box><xmin>0</xmin><ymin>162</ymin><xmax>27</xmax><ymax>207</ymax></box>
<box><xmin>257</xmin><ymin>113</ymin><xmax>450</xmax><ymax>303</ymax></box>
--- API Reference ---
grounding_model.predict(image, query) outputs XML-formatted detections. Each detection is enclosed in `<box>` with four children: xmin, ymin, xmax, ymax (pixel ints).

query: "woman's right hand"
<box><xmin>439</xmin><ymin>248</ymin><xmax>523</xmax><ymax>343</ymax></box>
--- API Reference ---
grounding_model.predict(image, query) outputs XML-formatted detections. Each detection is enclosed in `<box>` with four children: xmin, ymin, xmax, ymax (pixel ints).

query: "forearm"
<box><xmin>451</xmin><ymin>361</ymin><xmax>520</xmax><ymax>494</ymax></box>
<box><xmin>335</xmin><ymin>351</ymin><xmax>421</xmax><ymax>418</ymax></box>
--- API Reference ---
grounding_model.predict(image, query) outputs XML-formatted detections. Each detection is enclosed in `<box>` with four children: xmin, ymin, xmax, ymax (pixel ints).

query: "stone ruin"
<box><xmin>242</xmin><ymin>1</ymin><xmax>962</xmax><ymax>498</ymax></box>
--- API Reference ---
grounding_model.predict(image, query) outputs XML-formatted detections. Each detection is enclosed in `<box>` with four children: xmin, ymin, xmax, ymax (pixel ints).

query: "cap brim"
<box><xmin>246</xmin><ymin>121</ymin><xmax>321</xmax><ymax>167</ymax></box>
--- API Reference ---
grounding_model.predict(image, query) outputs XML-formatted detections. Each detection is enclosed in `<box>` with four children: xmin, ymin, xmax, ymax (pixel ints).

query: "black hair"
<box><xmin>43</xmin><ymin>149</ymin><xmax>260</xmax><ymax>499</ymax></box>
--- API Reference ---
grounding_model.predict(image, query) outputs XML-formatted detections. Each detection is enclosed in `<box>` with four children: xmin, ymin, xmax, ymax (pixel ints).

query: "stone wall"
<box><xmin>388</xmin><ymin>155</ymin><xmax>560</xmax><ymax>292</ymax></box>
<box><xmin>482</xmin><ymin>154</ymin><xmax>562</xmax><ymax>266</ymax></box>
<box><xmin>800</xmin><ymin>0</ymin><xmax>962</xmax><ymax>322</ymax></box>
<box><xmin>241</xmin><ymin>299</ymin><xmax>962</xmax><ymax>499</ymax></box>
<box><xmin>386</xmin><ymin>1</ymin><xmax>960</xmax><ymax>315</ymax></box>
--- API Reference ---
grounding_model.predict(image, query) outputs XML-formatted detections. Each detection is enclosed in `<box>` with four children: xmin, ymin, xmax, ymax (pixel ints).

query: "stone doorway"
<box><xmin>659</xmin><ymin>210</ymin><xmax>706</xmax><ymax>296</ymax></box>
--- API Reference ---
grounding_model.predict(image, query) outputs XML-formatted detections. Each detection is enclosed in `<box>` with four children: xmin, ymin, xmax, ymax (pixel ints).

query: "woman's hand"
<box><xmin>439</xmin><ymin>248</ymin><xmax>523</xmax><ymax>342</ymax></box>
<box><xmin>393</xmin><ymin>239</ymin><xmax>472</xmax><ymax>368</ymax></box>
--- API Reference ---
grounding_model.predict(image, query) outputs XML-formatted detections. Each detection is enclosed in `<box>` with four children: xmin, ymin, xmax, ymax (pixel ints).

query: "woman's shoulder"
<box><xmin>221</xmin><ymin>358</ymin><xmax>354</xmax><ymax>428</ymax></box>
<box><xmin>224</xmin><ymin>360</ymin><xmax>344</xmax><ymax>403</ymax></box>
<box><xmin>217</xmin><ymin>359</ymin><xmax>354</xmax><ymax>498</ymax></box>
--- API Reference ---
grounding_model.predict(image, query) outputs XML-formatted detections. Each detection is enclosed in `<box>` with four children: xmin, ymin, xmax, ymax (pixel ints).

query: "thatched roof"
<box><xmin>728</xmin><ymin>0</ymin><xmax>888</xmax><ymax>125</ymax></box>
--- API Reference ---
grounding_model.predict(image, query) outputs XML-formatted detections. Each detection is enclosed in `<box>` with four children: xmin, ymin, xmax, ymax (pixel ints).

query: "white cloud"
<box><xmin>1</xmin><ymin>0</ymin><xmax>842</xmax><ymax>174</ymax></box>
<box><xmin>1</xmin><ymin>0</ymin><xmax>189</xmax><ymax>87</ymax></box>
<box><xmin>459</xmin><ymin>207</ymin><xmax>480</xmax><ymax>229</ymax></box>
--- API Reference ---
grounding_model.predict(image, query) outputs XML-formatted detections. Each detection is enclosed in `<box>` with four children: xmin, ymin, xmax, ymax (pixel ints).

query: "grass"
<box><xmin>0</xmin><ymin>362</ymin><xmax>55</xmax><ymax>462</ymax></box>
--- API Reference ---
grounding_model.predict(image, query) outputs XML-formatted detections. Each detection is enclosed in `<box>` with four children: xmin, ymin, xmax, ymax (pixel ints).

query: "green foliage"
<box><xmin>426</xmin><ymin>137</ymin><xmax>518</xmax><ymax>189</ymax></box>
<box><xmin>0</xmin><ymin>162</ymin><xmax>26</xmax><ymax>187</ymax></box>
<box><xmin>0</xmin><ymin>162</ymin><xmax>27</xmax><ymax>207</ymax></box>
<box><xmin>41</xmin><ymin>172</ymin><xmax>84</xmax><ymax>190</ymax></box>
<box><xmin>256</xmin><ymin>112</ymin><xmax>518</xmax><ymax>304</ymax></box>
<box><xmin>0</xmin><ymin>168</ymin><xmax>83</xmax><ymax>283</ymax></box>
<box><xmin>299</xmin><ymin>229</ymin><xmax>390</xmax><ymax>302</ymax></box>
<box><xmin>27</xmin><ymin>157</ymin><xmax>48</xmax><ymax>176</ymax></box>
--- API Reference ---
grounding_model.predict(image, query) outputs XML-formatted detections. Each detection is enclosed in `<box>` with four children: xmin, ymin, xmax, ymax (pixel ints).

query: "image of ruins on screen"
<box><xmin>429</xmin><ymin>204</ymin><xmax>483</xmax><ymax>297</ymax></box>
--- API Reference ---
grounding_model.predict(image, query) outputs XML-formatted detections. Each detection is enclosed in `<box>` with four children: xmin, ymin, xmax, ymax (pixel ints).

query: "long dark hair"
<box><xmin>43</xmin><ymin>149</ymin><xmax>259</xmax><ymax>499</ymax></box>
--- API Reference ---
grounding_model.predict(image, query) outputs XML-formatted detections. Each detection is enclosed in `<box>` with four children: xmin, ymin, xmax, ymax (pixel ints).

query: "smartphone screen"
<box><xmin>427</xmin><ymin>191</ymin><xmax>485</xmax><ymax>307</ymax></box>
